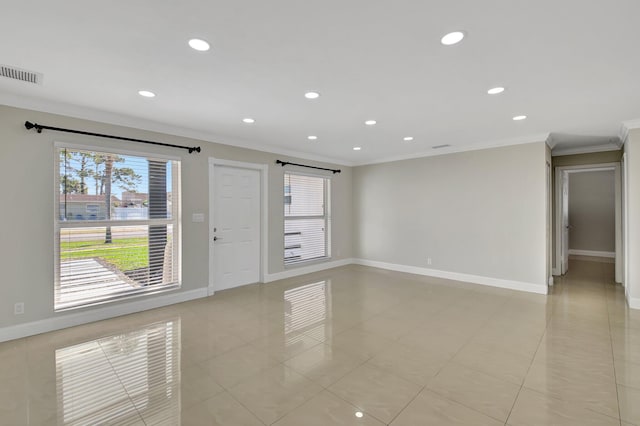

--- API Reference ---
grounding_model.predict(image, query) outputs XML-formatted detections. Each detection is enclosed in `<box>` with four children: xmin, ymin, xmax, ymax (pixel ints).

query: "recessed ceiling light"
<box><xmin>353</xmin><ymin>146</ymin><xmax>362</xmax><ymax>151</ymax></box>
<box><xmin>365</xmin><ymin>120</ymin><xmax>377</xmax><ymax>126</ymax></box>
<box><xmin>403</xmin><ymin>136</ymin><xmax>414</xmax><ymax>141</ymax></box>
<box><xmin>487</xmin><ymin>87</ymin><xmax>505</xmax><ymax>95</ymax></box>
<box><xmin>304</xmin><ymin>91</ymin><xmax>320</xmax><ymax>99</ymax></box>
<box><xmin>138</xmin><ymin>90</ymin><xmax>156</xmax><ymax>98</ymax></box>
<box><xmin>441</xmin><ymin>31</ymin><xmax>465</xmax><ymax>46</ymax></box>
<box><xmin>307</xmin><ymin>135</ymin><xmax>318</xmax><ymax>140</ymax></box>
<box><xmin>188</xmin><ymin>38</ymin><xmax>210</xmax><ymax>51</ymax></box>
<box><xmin>513</xmin><ymin>115</ymin><xmax>527</xmax><ymax>121</ymax></box>
<box><xmin>355</xmin><ymin>412</ymin><xmax>364</xmax><ymax>418</ymax></box>
<box><xmin>242</xmin><ymin>118</ymin><xmax>255</xmax><ymax>124</ymax></box>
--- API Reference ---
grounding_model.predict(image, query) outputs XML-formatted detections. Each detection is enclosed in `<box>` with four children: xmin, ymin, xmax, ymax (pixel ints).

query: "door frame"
<box><xmin>208</xmin><ymin>158</ymin><xmax>268</xmax><ymax>295</ymax></box>
<box><xmin>622</xmin><ymin>153</ymin><xmax>629</xmax><ymax>293</ymax></box>
<box><xmin>553</xmin><ymin>162</ymin><xmax>621</xmax><ymax>282</ymax></box>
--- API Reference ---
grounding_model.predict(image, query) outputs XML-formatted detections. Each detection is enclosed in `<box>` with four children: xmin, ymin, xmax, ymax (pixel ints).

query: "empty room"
<box><xmin>1</xmin><ymin>1</ymin><xmax>640</xmax><ymax>425</ymax></box>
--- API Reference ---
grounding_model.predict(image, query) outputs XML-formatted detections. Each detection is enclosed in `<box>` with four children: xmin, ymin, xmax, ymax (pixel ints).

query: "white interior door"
<box><xmin>561</xmin><ymin>171</ymin><xmax>570</xmax><ymax>274</ymax></box>
<box><xmin>212</xmin><ymin>166</ymin><xmax>260</xmax><ymax>291</ymax></box>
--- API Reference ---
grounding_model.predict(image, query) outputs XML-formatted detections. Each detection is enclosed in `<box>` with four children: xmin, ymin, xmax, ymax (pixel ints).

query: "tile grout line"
<box><xmin>503</xmin><ymin>285</ymin><xmax>554</xmax><ymax>425</ymax></box>
<box><xmin>385</xmin><ymin>383</ymin><xmax>427</xmax><ymax>425</ymax></box>
<box><xmin>97</xmin><ymin>339</ymin><xmax>149</xmax><ymax>426</ymax></box>
<box><xmin>603</xmin><ymin>261</ymin><xmax>623</xmax><ymax>426</ymax></box>
<box><xmin>384</xmin><ymin>295</ymin><xmax>517</xmax><ymax>425</ymax></box>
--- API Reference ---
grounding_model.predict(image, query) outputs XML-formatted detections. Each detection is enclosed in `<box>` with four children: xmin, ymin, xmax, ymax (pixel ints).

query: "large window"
<box><xmin>56</xmin><ymin>146</ymin><xmax>181</xmax><ymax>310</ymax></box>
<box><xmin>284</xmin><ymin>173</ymin><xmax>329</xmax><ymax>265</ymax></box>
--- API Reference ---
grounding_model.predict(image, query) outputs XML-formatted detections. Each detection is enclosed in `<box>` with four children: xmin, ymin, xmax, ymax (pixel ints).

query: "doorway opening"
<box><xmin>554</xmin><ymin>163</ymin><xmax>622</xmax><ymax>283</ymax></box>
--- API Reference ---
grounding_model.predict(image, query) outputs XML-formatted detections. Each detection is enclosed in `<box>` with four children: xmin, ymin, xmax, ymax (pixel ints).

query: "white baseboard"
<box><xmin>548</xmin><ymin>276</ymin><xmax>554</xmax><ymax>286</ymax></box>
<box><xmin>0</xmin><ymin>287</ymin><xmax>208</xmax><ymax>343</ymax></box>
<box><xmin>552</xmin><ymin>267</ymin><xmax>561</xmax><ymax>276</ymax></box>
<box><xmin>628</xmin><ymin>297</ymin><xmax>640</xmax><ymax>310</ymax></box>
<box><xmin>263</xmin><ymin>258</ymin><xmax>354</xmax><ymax>283</ymax></box>
<box><xmin>353</xmin><ymin>259</ymin><xmax>548</xmax><ymax>295</ymax></box>
<box><xmin>568</xmin><ymin>249</ymin><xmax>615</xmax><ymax>258</ymax></box>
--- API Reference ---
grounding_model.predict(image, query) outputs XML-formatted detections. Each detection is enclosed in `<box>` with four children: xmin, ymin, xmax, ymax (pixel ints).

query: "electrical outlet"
<box><xmin>14</xmin><ymin>302</ymin><xmax>24</xmax><ymax>315</ymax></box>
<box><xmin>427</xmin><ymin>257</ymin><xmax>432</xmax><ymax>266</ymax></box>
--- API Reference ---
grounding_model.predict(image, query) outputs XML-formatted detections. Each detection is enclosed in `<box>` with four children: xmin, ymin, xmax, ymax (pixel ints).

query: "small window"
<box><xmin>86</xmin><ymin>204</ymin><xmax>99</xmax><ymax>214</ymax></box>
<box><xmin>56</xmin><ymin>147</ymin><xmax>181</xmax><ymax>310</ymax></box>
<box><xmin>284</xmin><ymin>173</ymin><xmax>329</xmax><ymax>265</ymax></box>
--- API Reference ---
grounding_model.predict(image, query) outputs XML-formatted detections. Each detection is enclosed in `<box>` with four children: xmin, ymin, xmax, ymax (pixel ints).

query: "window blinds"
<box><xmin>284</xmin><ymin>173</ymin><xmax>328</xmax><ymax>264</ymax></box>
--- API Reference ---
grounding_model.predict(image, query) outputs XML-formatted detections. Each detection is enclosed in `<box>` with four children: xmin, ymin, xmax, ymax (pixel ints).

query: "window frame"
<box><xmin>283</xmin><ymin>171</ymin><xmax>331</xmax><ymax>266</ymax></box>
<box><xmin>54</xmin><ymin>142</ymin><xmax>182</xmax><ymax>311</ymax></box>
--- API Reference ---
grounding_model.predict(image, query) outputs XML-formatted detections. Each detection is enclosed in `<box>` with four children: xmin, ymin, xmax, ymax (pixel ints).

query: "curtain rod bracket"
<box><xmin>24</xmin><ymin>121</ymin><xmax>200</xmax><ymax>153</ymax></box>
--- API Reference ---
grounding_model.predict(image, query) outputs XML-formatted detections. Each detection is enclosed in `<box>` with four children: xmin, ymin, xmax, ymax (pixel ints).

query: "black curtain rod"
<box><xmin>276</xmin><ymin>159</ymin><xmax>341</xmax><ymax>174</ymax></box>
<box><xmin>24</xmin><ymin>121</ymin><xmax>201</xmax><ymax>154</ymax></box>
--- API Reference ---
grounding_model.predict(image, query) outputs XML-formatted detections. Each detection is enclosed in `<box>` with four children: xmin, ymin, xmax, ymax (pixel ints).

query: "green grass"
<box><xmin>61</xmin><ymin>237</ymin><xmax>149</xmax><ymax>271</ymax></box>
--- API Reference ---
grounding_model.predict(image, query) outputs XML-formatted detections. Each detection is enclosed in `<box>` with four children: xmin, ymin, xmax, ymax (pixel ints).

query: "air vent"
<box><xmin>432</xmin><ymin>144</ymin><xmax>451</xmax><ymax>149</ymax></box>
<box><xmin>0</xmin><ymin>65</ymin><xmax>43</xmax><ymax>85</ymax></box>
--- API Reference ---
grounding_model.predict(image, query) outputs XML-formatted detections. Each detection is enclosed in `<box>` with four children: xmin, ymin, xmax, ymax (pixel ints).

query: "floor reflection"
<box><xmin>56</xmin><ymin>319</ymin><xmax>180</xmax><ymax>425</ymax></box>
<box><xmin>284</xmin><ymin>280</ymin><xmax>331</xmax><ymax>346</ymax></box>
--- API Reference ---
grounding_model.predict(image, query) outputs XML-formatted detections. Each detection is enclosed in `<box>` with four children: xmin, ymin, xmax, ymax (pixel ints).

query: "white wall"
<box><xmin>0</xmin><ymin>105</ymin><xmax>353</xmax><ymax>331</ymax></box>
<box><xmin>353</xmin><ymin>142</ymin><xmax>548</xmax><ymax>293</ymax></box>
<box><xmin>568</xmin><ymin>170</ymin><xmax>615</xmax><ymax>253</ymax></box>
<box><xmin>625</xmin><ymin>129</ymin><xmax>640</xmax><ymax>308</ymax></box>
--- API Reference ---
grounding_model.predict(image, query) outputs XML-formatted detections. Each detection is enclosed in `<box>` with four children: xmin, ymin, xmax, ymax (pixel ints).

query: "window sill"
<box><xmin>54</xmin><ymin>283</ymin><xmax>181</xmax><ymax>312</ymax></box>
<box><xmin>284</xmin><ymin>256</ymin><xmax>332</xmax><ymax>270</ymax></box>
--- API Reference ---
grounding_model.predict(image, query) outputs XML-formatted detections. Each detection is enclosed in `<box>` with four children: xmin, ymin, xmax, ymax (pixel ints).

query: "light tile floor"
<box><xmin>1</xmin><ymin>259</ymin><xmax>639</xmax><ymax>425</ymax></box>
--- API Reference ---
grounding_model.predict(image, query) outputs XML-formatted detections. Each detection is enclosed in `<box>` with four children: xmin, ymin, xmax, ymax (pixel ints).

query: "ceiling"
<box><xmin>1</xmin><ymin>0</ymin><xmax>639</xmax><ymax>165</ymax></box>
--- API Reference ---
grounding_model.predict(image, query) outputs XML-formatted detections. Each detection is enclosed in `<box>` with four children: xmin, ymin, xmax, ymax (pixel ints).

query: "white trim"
<box><xmin>628</xmin><ymin>297</ymin><xmax>640</xmax><ymax>310</ymax></box>
<box><xmin>623</xmin><ymin>153</ymin><xmax>629</xmax><ymax>293</ymax></box>
<box><xmin>615</xmin><ymin>163</ymin><xmax>623</xmax><ymax>283</ymax></box>
<box><xmin>280</xmin><ymin>168</ymin><xmax>336</xmax><ymax>179</ymax></box>
<box><xmin>621</xmin><ymin>118</ymin><xmax>640</xmax><ymax>136</ymax></box>
<box><xmin>0</xmin><ymin>288</ymin><xmax>208</xmax><ymax>343</ymax></box>
<box><xmin>54</xmin><ymin>141</ymin><xmax>181</xmax><ymax>161</ymax></box>
<box><xmin>3</xmin><ymin>93</ymin><xmax>550</xmax><ymax>167</ymax></box>
<box><xmin>568</xmin><ymin>249</ymin><xmax>615</xmax><ymax>258</ymax></box>
<box><xmin>548</xmin><ymin>276</ymin><xmax>554</xmax><ymax>286</ymax></box>
<box><xmin>554</xmin><ymin>163</ymin><xmax>621</xmax><ymax>278</ymax></box>
<box><xmin>352</xmin><ymin>133</ymin><xmax>550</xmax><ymax>166</ymax></box>
<box><xmin>1</xmin><ymin>93</ymin><xmax>352</xmax><ymax>166</ymax></box>
<box><xmin>208</xmin><ymin>158</ymin><xmax>268</xmax><ymax>295</ymax></box>
<box><xmin>353</xmin><ymin>259</ymin><xmax>548</xmax><ymax>295</ymax></box>
<box><xmin>54</xmin><ymin>144</ymin><xmax>183</xmax><ymax>310</ymax></box>
<box><xmin>264</xmin><ymin>258</ymin><xmax>353</xmax><ymax>283</ymax></box>
<box><xmin>552</xmin><ymin>144</ymin><xmax>622</xmax><ymax>157</ymax></box>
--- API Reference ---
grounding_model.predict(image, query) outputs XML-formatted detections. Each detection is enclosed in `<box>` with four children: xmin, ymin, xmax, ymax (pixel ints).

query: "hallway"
<box><xmin>0</xmin><ymin>260</ymin><xmax>638</xmax><ymax>425</ymax></box>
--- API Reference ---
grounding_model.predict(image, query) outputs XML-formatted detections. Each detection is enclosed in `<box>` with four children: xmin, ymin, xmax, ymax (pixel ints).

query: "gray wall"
<box><xmin>0</xmin><ymin>105</ymin><xmax>353</xmax><ymax>327</ymax></box>
<box><xmin>353</xmin><ymin>142</ymin><xmax>548</xmax><ymax>287</ymax></box>
<box><xmin>568</xmin><ymin>171</ymin><xmax>615</xmax><ymax>253</ymax></box>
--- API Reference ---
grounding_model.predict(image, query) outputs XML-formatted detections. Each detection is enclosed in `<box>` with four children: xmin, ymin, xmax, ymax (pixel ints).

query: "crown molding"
<box><xmin>0</xmin><ymin>92</ymin><xmax>354</xmax><ymax>167</ymax></box>
<box><xmin>552</xmin><ymin>143</ymin><xmax>623</xmax><ymax>157</ymax></box>
<box><xmin>620</xmin><ymin>118</ymin><xmax>640</xmax><ymax>145</ymax></box>
<box><xmin>353</xmin><ymin>132</ymin><xmax>551</xmax><ymax>166</ymax></box>
<box><xmin>7</xmin><ymin>90</ymin><xmax>632</xmax><ymax>169</ymax></box>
